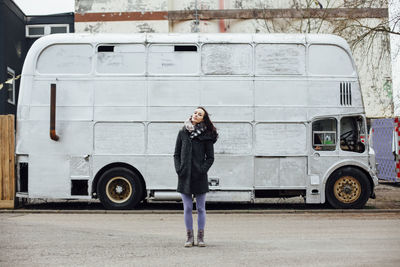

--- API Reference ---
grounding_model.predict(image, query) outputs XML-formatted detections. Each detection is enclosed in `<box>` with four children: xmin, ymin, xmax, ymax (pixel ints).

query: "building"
<box><xmin>0</xmin><ymin>0</ymin><xmax>74</xmax><ymax>115</ymax></box>
<box><xmin>74</xmin><ymin>0</ymin><xmax>393</xmax><ymax>118</ymax></box>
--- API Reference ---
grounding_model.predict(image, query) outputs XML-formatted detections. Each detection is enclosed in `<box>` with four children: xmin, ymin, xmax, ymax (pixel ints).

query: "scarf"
<box><xmin>184</xmin><ymin>119</ymin><xmax>207</xmax><ymax>139</ymax></box>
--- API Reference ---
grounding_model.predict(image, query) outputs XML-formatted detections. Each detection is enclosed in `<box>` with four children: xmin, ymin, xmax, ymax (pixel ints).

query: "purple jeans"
<box><xmin>181</xmin><ymin>193</ymin><xmax>206</xmax><ymax>231</ymax></box>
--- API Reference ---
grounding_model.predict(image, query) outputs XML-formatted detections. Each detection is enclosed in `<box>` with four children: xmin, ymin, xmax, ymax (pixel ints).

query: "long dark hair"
<box><xmin>198</xmin><ymin>106</ymin><xmax>218</xmax><ymax>138</ymax></box>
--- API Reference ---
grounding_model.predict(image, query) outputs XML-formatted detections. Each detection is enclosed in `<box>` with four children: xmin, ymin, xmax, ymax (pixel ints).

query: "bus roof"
<box><xmin>22</xmin><ymin>33</ymin><xmax>351</xmax><ymax>76</ymax></box>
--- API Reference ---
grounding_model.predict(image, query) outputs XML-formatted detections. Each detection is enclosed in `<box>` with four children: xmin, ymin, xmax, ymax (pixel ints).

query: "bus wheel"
<box><xmin>326</xmin><ymin>167</ymin><xmax>371</xmax><ymax>209</ymax></box>
<box><xmin>97</xmin><ymin>167</ymin><xmax>143</xmax><ymax>210</ymax></box>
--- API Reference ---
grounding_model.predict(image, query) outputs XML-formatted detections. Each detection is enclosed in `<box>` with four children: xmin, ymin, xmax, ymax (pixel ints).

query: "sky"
<box><xmin>13</xmin><ymin>0</ymin><xmax>74</xmax><ymax>15</ymax></box>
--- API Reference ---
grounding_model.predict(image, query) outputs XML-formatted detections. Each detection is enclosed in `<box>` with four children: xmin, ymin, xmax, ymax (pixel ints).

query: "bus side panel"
<box><xmin>208</xmin><ymin>156</ymin><xmax>254</xmax><ymax>189</ymax></box>
<box><xmin>255</xmin><ymin>80</ymin><xmax>307</xmax><ymax>122</ymax></box>
<box><xmin>94</xmin><ymin>79</ymin><xmax>147</xmax><ymax>122</ymax></box>
<box><xmin>29</xmin><ymin>154</ymin><xmax>70</xmax><ymax>198</ymax></box>
<box><xmin>23</xmin><ymin>78</ymin><xmax>94</xmax><ymax>198</ymax></box>
<box><xmin>145</xmin><ymin>156</ymin><xmax>180</xmax><ymax>190</ymax></box>
<box><xmin>200</xmin><ymin>78</ymin><xmax>254</xmax><ymax>122</ymax></box>
<box><xmin>26</xmin><ymin>120</ymin><xmax>93</xmax><ymax>198</ymax></box>
<box><xmin>146</xmin><ymin>122</ymin><xmax>183</xmax><ymax>190</ymax></box>
<box><xmin>254</xmin><ymin>123</ymin><xmax>307</xmax><ymax>188</ymax></box>
<box><xmin>254</xmin><ymin>157</ymin><xmax>307</xmax><ymax>188</ymax></box>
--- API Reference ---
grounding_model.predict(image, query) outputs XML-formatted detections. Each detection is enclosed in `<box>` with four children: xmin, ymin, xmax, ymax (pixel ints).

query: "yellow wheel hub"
<box><xmin>106</xmin><ymin>176</ymin><xmax>133</xmax><ymax>203</ymax></box>
<box><xmin>333</xmin><ymin>176</ymin><xmax>361</xmax><ymax>204</ymax></box>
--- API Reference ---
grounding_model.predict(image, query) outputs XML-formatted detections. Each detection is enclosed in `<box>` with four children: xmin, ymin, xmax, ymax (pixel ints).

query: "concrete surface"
<box><xmin>0</xmin><ymin>212</ymin><xmax>399</xmax><ymax>266</ymax></box>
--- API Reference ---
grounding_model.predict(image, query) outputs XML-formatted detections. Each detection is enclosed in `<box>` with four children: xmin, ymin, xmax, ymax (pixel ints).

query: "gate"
<box><xmin>371</xmin><ymin>118</ymin><xmax>400</xmax><ymax>182</ymax></box>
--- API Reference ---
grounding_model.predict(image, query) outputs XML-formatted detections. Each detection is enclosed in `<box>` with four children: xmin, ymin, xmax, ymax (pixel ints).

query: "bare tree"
<box><xmin>238</xmin><ymin>0</ymin><xmax>396</xmax><ymax>117</ymax></box>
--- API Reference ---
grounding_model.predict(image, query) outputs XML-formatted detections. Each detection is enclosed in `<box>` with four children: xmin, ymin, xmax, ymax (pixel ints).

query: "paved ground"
<box><xmin>367</xmin><ymin>181</ymin><xmax>400</xmax><ymax>209</ymax></box>
<box><xmin>0</xmin><ymin>212</ymin><xmax>399</xmax><ymax>266</ymax></box>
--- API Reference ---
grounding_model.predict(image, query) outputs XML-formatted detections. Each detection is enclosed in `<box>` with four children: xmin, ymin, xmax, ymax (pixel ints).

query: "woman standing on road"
<box><xmin>174</xmin><ymin>107</ymin><xmax>218</xmax><ymax>247</ymax></box>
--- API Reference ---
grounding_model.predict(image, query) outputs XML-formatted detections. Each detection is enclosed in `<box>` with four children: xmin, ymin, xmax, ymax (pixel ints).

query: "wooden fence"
<box><xmin>0</xmin><ymin>115</ymin><xmax>15</xmax><ymax>209</ymax></box>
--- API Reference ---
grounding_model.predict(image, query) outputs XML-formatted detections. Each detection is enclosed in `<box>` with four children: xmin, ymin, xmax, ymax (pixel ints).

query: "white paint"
<box><xmin>147</xmin><ymin>123</ymin><xmax>182</xmax><ymax>154</ymax></box>
<box><xmin>17</xmin><ymin>33</ymin><xmax>377</xmax><ymax>206</ymax></box>
<box><xmin>255</xmin><ymin>123</ymin><xmax>307</xmax><ymax>155</ymax></box>
<box><xmin>214</xmin><ymin>123</ymin><xmax>252</xmax><ymax>154</ymax></box>
<box><xmin>94</xmin><ymin>123</ymin><xmax>145</xmax><ymax>154</ymax></box>
<box><xmin>255</xmin><ymin>44</ymin><xmax>305</xmax><ymax>75</ymax></box>
<box><xmin>308</xmin><ymin>45</ymin><xmax>355</xmax><ymax>76</ymax></box>
<box><xmin>202</xmin><ymin>44</ymin><xmax>252</xmax><ymax>75</ymax></box>
<box><xmin>37</xmin><ymin>44</ymin><xmax>93</xmax><ymax>74</ymax></box>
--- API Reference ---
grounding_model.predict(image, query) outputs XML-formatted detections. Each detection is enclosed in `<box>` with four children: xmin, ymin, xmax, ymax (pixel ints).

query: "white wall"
<box><xmin>389</xmin><ymin>0</ymin><xmax>400</xmax><ymax>116</ymax></box>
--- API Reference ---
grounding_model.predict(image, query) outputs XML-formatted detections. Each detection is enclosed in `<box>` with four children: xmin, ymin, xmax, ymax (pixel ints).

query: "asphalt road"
<box><xmin>1</xmin><ymin>212</ymin><xmax>399</xmax><ymax>266</ymax></box>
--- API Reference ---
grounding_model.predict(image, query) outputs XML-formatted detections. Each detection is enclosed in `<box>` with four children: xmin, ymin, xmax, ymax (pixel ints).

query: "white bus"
<box><xmin>16</xmin><ymin>33</ymin><xmax>378</xmax><ymax>209</ymax></box>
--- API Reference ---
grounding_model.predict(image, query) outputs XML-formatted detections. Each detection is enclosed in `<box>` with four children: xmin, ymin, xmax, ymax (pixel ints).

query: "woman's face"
<box><xmin>192</xmin><ymin>108</ymin><xmax>205</xmax><ymax>124</ymax></box>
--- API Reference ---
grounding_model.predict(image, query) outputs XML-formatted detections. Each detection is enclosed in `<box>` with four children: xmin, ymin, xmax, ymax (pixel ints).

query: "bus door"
<box><xmin>308</xmin><ymin>117</ymin><xmax>340</xmax><ymax>203</ymax></box>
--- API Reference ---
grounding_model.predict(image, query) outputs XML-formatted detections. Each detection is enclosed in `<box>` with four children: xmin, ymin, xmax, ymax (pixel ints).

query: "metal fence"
<box><xmin>371</xmin><ymin>118</ymin><xmax>400</xmax><ymax>182</ymax></box>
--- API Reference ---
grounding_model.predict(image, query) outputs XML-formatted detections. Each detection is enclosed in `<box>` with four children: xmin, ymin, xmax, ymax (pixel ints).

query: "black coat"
<box><xmin>174</xmin><ymin>128</ymin><xmax>216</xmax><ymax>195</ymax></box>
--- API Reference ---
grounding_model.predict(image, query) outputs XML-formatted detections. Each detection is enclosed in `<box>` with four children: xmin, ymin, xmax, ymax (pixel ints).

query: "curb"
<box><xmin>1</xmin><ymin>209</ymin><xmax>400</xmax><ymax>215</ymax></box>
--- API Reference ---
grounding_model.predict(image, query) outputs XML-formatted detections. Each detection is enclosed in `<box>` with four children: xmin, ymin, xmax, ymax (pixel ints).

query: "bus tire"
<box><xmin>326</xmin><ymin>167</ymin><xmax>371</xmax><ymax>209</ymax></box>
<box><xmin>97</xmin><ymin>167</ymin><xmax>143</xmax><ymax>210</ymax></box>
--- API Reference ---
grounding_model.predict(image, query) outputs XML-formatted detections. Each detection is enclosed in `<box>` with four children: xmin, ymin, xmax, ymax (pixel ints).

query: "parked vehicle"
<box><xmin>16</xmin><ymin>33</ymin><xmax>378</xmax><ymax>209</ymax></box>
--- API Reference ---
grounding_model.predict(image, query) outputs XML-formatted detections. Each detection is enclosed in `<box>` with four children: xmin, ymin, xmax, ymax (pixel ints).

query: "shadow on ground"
<box><xmin>15</xmin><ymin>181</ymin><xmax>400</xmax><ymax>211</ymax></box>
<box><xmin>17</xmin><ymin>199</ymin><xmax>339</xmax><ymax>211</ymax></box>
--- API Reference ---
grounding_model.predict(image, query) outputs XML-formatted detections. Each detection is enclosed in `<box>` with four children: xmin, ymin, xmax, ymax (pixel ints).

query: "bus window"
<box><xmin>255</xmin><ymin>44</ymin><xmax>305</xmax><ymax>75</ymax></box>
<box><xmin>202</xmin><ymin>44</ymin><xmax>252</xmax><ymax>75</ymax></box>
<box><xmin>96</xmin><ymin>44</ymin><xmax>145</xmax><ymax>74</ymax></box>
<box><xmin>308</xmin><ymin>45</ymin><xmax>354</xmax><ymax>76</ymax></box>
<box><xmin>312</xmin><ymin>118</ymin><xmax>337</xmax><ymax>151</ymax></box>
<box><xmin>148</xmin><ymin>44</ymin><xmax>199</xmax><ymax>75</ymax></box>
<box><xmin>37</xmin><ymin>44</ymin><xmax>92</xmax><ymax>74</ymax></box>
<box><xmin>340</xmin><ymin>116</ymin><xmax>365</xmax><ymax>153</ymax></box>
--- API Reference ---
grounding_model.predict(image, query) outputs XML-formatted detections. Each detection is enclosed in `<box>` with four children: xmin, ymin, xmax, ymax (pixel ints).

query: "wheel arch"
<box><xmin>92</xmin><ymin>162</ymin><xmax>147</xmax><ymax>200</ymax></box>
<box><xmin>321</xmin><ymin>160</ymin><xmax>374</xmax><ymax>202</ymax></box>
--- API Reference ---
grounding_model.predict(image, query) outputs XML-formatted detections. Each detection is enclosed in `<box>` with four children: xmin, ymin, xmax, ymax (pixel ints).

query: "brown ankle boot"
<box><xmin>184</xmin><ymin>230</ymin><xmax>194</xmax><ymax>247</ymax></box>
<box><xmin>197</xmin><ymin>229</ymin><xmax>206</xmax><ymax>247</ymax></box>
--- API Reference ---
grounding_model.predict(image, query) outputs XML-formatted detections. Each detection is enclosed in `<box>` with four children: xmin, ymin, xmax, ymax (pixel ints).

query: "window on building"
<box><xmin>312</xmin><ymin>118</ymin><xmax>337</xmax><ymax>151</ymax></box>
<box><xmin>202</xmin><ymin>44</ymin><xmax>252</xmax><ymax>75</ymax></box>
<box><xmin>28</xmin><ymin>26</ymin><xmax>45</xmax><ymax>36</ymax></box>
<box><xmin>26</xmin><ymin>24</ymin><xmax>69</xmax><ymax>38</ymax></box>
<box><xmin>6</xmin><ymin>67</ymin><xmax>15</xmax><ymax>105</ymax></box>
<box><xmin>50</xmin><ymin>26</ymin><xmax>68</xmax><ymax>34</ymax></box>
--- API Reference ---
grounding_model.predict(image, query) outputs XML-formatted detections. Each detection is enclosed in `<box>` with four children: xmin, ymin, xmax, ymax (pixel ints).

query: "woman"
<box><xmin>174</xmin><ymin>107</ymin><xmax>218</xmax><ymax>247</ymax></box>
